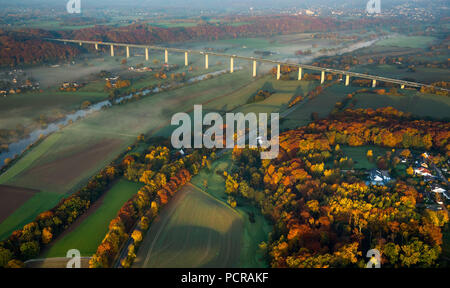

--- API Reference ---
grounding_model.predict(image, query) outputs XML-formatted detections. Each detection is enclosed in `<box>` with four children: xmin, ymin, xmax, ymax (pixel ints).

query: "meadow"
<box><xmin>43</xmin><ymin>179</ymin><xmax>143</xmax><ymax>257</ymax></box>
<box><xmin>340</xmin><ymin>146</ymin><xmax>389</xmax><ymax>170</ymax></box>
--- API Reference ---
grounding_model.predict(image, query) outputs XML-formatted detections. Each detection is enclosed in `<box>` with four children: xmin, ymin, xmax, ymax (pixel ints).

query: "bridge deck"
<box><xmin>48</xmin><ymin>38</ymin><xmax>448</xmax><ymax>92</ymax></box>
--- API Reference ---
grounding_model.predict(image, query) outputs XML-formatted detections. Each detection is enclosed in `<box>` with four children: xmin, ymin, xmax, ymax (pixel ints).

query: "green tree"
<box><xmin>20</xmin><ymin>241</ymin><xmax>40</xmax><ymax>259</ymax></box>
<box><xmin>0</xmin><ymin>247</ymin><xmax>13</xmax><ymax>267</ymax></box>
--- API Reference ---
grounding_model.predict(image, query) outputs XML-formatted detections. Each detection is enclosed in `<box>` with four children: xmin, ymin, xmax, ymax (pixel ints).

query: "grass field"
<box><xmin>375</xmin><ymin>36</ymin><xmax>436</xmax><ymax>49</ymax></box>
<box><xmin>44</xmin><ymin>179</ymin><xmax>143</xmax><ymax>257</ymax></box>
<box><xmin>341</xmin><ymin>146</ymin><xmax>389</xmax><ymax>170</ymax></box>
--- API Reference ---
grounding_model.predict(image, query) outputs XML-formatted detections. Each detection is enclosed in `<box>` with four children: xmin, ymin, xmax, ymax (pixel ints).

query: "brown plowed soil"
<box><xmin>0</xmin><ymin>185</ymin><xmax>39</xmax><ymax>222</ymax></box>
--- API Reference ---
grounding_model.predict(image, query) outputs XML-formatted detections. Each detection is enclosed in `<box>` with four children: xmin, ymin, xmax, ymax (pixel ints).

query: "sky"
<box><xmin>0</xmin><ymin>0</ymin><xmax>430</xmax><ymax>10</ymax></box>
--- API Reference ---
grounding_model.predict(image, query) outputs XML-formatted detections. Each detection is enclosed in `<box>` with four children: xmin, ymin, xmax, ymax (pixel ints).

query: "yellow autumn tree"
<box><xmin>131</xmin><ymin>230</ymin><xmax>143</xmax><ymax>244</ymax></box>
<box><xmin>406</xmin><ymin>166</ymin><xmax>414</xmax><ymax>176</ymax></box>
<box><xmin>41</xmin><ymin>227</ymin><xmax>53</xmax><ymax>244</ymax></box>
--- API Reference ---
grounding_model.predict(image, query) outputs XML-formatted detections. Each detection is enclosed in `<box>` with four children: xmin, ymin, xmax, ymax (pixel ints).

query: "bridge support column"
<box><xmin>165</xmin><ymin>49</ymin><xmax>168</xmax><ymax>64</ymax></box>
<box><xmin>401</xmin><ymin>84</ymin><xmax>405</xmax><ymax>89</ymax></box>
<box><xmin>79</xmin><ymin>42</ymin><xmax>82</xmax><ymax>46</ymax></box>
<box><xmin>95</xmin><ymin>43</ymin><xmax>98</xmax><ymax>50</ymax></box>
<box><xmin>185</xmin><ymin>52</ymin><xmax>188</xmax><ymax>66</ymax></box>
<box><xmin>145</xmin><ymin>48</ymin><xmax>149</xmax><ymax>61</ymax></box>
<box><xmin>321</xmin><ymin>71</ymin><xmax>325</xmax><ymax>84</ymax></box>
<box><xmin>205</xmin><ymin>54</ymin><xmax>209</xmax><ymax>69</ymax></box>
<box><xmin>277</xmin><ymin>64</ymin><xmax>281</xmax><ymax>80</ymax></box>
<box><xmin>230</xmin><ymin>57</ymin><xmax>234</xmax><ymax>73</ymax></box>
<box><xmin>345</xmin><ymin>75</ymin><xmax>350</xmax><ymax>86</ymax></box>
<box><xmin>298</xmin><ymin>67</ymin><xmax>302</xmax><ymax>80</ymax></box>
<box><xmin>110</xmin><ymin>45</ymin><xmax>114</xmax><ymax>57</ymax></box>
<box><xmin>126</xmin><ymin>46</ymin><xmax>130</xmax><ymax>58</ymax></box>
<box><xmin>253</xmin><ymin>61</ymin><xmax>257</xmax><ymax>77</ymax></box>
<box><xmin>372</xmin><ymin>79</ymin><xmax>377</xmax><ymax>88</ymax></box>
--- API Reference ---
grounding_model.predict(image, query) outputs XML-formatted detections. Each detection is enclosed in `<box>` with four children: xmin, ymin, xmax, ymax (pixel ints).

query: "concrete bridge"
<box><xmin>49</xmin><ymin>38</ymin><xmax>449</xmax><ymax>92</ymax></box>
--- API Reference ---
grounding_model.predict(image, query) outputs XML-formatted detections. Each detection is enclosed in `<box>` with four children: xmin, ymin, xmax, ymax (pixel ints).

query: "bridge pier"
<box><xmin>205</xmin><ymin>54</ymin><xmax>209</xmax><ymax>69</ymax></box>
<box><xmin>230</xmin><ymin>57</ymin><xmax>234</xmax><ymax>73</ymax></box>
<box><xmin>165</xmin><ymin>49</ymin><xmax>168</xmax><ymax>64</ymax></box>
<box><xmin>253</xmin><ymin>61</ymin><xmax>257</xmax><ymax>77</ymax></box>
<box><xmin>145</xmin><ymin>48</ymin><xmax>149</xmax><ymax>61</ymax></box>
<box><xmin>79</xmin><ymin>42</ymin><xmax>82</xmax><ymax>46</ymax></box>
<box><xmin>126</xmin><ymin>46</ymin><xmax>130</xmax><ymax>58</ymax></box>
<box><xmin>298</xmin><ymin>67</ymin><xmax>302</xmax><ymax>80</ymax></box>
<box><xmin>185</xmin><ymin>52</ymin><xmax>188</xmax><ymax>66</ymax></box>
<box><xmin>345</xmin><ymin>75</ymin><xmax>350</xmax><ymax>86</ymax></box>
<box><xmin>321</xmin><ymin>71</ymin><xmax>325</xmax><ymax>84</ymax></box>
<box><xmin>401</xmin><ymin>84</ymin><xmax>405</xmax><ymax>89</ymax></box>
<box><xmin>95</xmin><ymin>43</ymin><xmax>98</xmax><ymax>50</ymax></box>
<box><xmin>277</xmin><ymin>64</ymin><xmax>281</xmax><ymax>80</ymax></box>
<box><xmin>372</xmin><ymin>79</ymin><xmax>377</xmax><ymax>88</ymax></box>
<box><xmin>110</xmin><ymin>45</ymin><xmax>114</xmax><ymax>57</ymax></box>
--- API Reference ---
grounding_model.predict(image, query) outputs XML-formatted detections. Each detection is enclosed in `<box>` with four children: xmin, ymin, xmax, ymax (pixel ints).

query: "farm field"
<box><xmin>281</xmin><ymin>83</ymin><xmax>356</xmax><ymax>129</ymax></box>
<box><xmin>44</xmin><ymin>179</ymin><xmax>143</xmax><ymax>257</ymax></box>
<box><xmin>0</xmin><ymin>69</ymin><xmax>258</xmax><ymax>240</ymax></box>
<box><xmin>0</xmin><ymin>185</ymin><xmax>39</xmax><ymax>223</ymax></box>
<box><xmin>351</xmin><ymin>64</ymin><xmax>450</xmax><ymax>83</ymax></box>
<box><xmin>153</xmin><ymin>75</ymin><xmax>308</xmax><ymax>138</ymax></box>
<box><xmin>0</xmin><ymin>191</ymin><xmax>63</xmax><ymax>240</ymax></box>
<box><xmin>133</xmin><ymin>183</ymin><xmax>244</xmax><ymax>268</ymax></box>
<box><xmin>375</xmin><ymin>35</ymin><xmax>436</xmax><ymax>49</ymax></box>
<box><xmin>351</xmin><ymin>90</ymin><xmax>450</xmax><ymax>119</ymax></box>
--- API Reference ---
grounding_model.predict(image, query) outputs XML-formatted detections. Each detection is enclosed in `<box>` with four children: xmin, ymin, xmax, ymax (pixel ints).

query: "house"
<box><xmin>414</xmin><ymin>167</ymin><xmax>433</xmax><ymax>177</ymax></box>
<box><xmin>367</xmin><ymin>169</ymin><xmax>392</xmax><ymax>186</ymax></box>
<box><xmin>432</xmin><ymin>186</ymin><xmax>446</xmax><ymax>194</ymax></box>
<box><xmin>431</xmin><ymin>186</ymin><xmax>450</xmax><ymax>200</ymax></box>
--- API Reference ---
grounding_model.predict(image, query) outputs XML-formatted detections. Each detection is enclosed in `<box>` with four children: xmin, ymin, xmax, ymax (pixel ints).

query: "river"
<box><xmin>0</xmin><ymin>68</ymin><xmax>239</xmax><ymax>170</ymax></box>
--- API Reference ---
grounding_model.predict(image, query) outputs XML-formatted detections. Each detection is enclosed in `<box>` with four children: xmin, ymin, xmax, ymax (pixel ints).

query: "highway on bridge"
<box><xmin>48</xmin><ymin>38</ymin><xmax>449</xmax><ymax>92</ymax></box>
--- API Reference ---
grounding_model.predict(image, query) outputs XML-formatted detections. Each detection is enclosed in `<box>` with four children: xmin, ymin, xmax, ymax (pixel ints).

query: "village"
<box><xmin>0</xmin><ymin>69</ymin><xmax>40</xmax><ymax>97</ymax></box>
<box><xmin>365</xmin><ymin>150</ymin><xmax>449</xmax><ymax>211</ymax></box>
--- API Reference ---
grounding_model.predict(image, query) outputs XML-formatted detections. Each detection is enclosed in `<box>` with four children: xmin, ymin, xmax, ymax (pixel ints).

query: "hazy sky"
<box><xmin>0</xmin><ymin>0</ymin><xmax>426</xmax><ymax>10</ymax></box>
